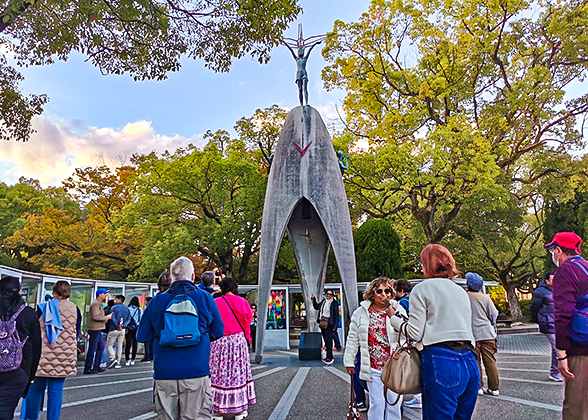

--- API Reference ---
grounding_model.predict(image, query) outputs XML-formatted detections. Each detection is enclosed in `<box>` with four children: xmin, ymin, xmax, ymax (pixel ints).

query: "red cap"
<box><xmin>545</xmin><ymin>232</ymin><xmax>582</xmax><ymax>254</ymax></box>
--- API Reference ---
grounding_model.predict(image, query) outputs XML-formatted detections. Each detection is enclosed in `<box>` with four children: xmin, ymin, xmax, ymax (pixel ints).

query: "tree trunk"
<box><xmin>504</xmin><ymin>283</ymin><xmax>524</xmax><ymax>322</ymax></box>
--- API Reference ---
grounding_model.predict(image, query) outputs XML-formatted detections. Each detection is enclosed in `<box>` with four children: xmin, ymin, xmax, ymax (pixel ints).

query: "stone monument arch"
<box><xmin>255</xmin><ymin>105</ymin><xmax>359</xmax><ymax>363</ymax></box>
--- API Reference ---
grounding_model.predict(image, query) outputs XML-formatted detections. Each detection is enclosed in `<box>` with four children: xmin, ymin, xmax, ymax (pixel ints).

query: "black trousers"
<box><xmin>321</xmin><ymin>327</ymin><xmax>334</xmax><ymax>360</ymax></box>
<box><xmin>0</xmin><ymin>367</ymin><xmax>28</xmax><ymax>420</ymax></box>
<box><xmin>125</xmin><ymin>329</ymin><xmax>138</xmax><ymax>360</ymax></box>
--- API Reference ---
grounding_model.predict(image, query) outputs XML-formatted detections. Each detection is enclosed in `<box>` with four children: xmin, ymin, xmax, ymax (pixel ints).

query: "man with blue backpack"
<box><xmin>137</xmin><ymin>256</ymin><xmax>224</xmax><ymax>420</ymax></box>
<box><xmin>545</xmin><ymin>232</ymin><xmax>588</xmax><ymax>420</ymax></box>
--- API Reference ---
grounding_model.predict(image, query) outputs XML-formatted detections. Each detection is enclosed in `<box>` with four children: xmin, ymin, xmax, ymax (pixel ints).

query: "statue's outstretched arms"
<box><xmin>304</xmin><ymin>41</ymin><xmax>321</xmax><ymax>59</ymax></box>
<box><xmin>284</xmin><ymin>43</ymin><xmax>298</xmax><ymax>60</ymax></box>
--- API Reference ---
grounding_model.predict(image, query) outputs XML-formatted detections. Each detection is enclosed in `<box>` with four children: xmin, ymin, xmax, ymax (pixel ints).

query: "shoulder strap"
<box><xmin>10</xmin><ymin>303</ymin><xmax>26</xmax><ymax>322</ymax></box>
<box><xmin>472</xmin><ymin>295</ymin><xmax>494</xmax><ymax>325</ymax></box>
<box><xmin>573</xmin><ymin>260</ymin><xmax>588</xmax><ymax>277</ymax></box>
<box><xmin>222</xmin><ymin>296</ymin><xmax>247</xmax><ymax>335</ymax></box>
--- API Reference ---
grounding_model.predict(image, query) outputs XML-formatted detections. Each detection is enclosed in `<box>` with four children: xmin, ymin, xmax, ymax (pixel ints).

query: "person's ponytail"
<box><xmin>0</xmin><ymin>276</ymin><xmax>25</xmax><ymax>321</ymax></box>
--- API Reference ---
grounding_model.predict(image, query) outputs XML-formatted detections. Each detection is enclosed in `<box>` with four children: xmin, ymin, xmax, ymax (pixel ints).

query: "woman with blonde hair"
<box><xmin>344</xmin><ymin>277</ymin><xmax>406</xmax><ymax>420</ymax></box>
<box><xmin>389</xmin><ymin>244</ymin><xmax>479</xmax><ymax>420</ymax></box>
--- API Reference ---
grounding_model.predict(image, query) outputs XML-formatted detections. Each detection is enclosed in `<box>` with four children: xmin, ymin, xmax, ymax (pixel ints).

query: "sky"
<box><xmin>0</xmin><ymin>0</ymin><xmax>370</xmax><ymax>186</ymax></box>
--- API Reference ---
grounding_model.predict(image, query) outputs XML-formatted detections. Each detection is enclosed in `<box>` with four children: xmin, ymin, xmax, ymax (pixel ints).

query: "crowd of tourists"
<box><xmin>0</xmin><ymin>230</ymin><xmax>587</xmax><ymax>420</ymax></box>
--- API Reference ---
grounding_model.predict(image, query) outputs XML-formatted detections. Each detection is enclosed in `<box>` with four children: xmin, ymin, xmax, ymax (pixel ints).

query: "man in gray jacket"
<box><xmin>466</xmin><ymin>272</ymin><xmax>500</xmax><ymax>396</ymax></box>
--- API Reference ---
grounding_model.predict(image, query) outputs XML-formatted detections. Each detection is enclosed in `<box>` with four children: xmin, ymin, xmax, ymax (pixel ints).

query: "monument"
<box><xmin>255</xmin><ymin>26</ymin><xmax>359</xmax><ymax>363</ymax></box>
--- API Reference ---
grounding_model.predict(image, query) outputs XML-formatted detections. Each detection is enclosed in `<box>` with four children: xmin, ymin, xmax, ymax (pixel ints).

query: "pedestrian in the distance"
<box><xmin>125</xmin><ymin>296</ymin><xmax>143</xmax><ymax>366</ymax></box>
<box><xmin>249</xmin><ymin>303</ymin><xmax>257</xmax><ymax>353</ymax></box>
<box><xmin>0</xmin><ymin>276</ymin><xmax>41</xmax><ymax>420</ymax></box>
<box><xmin>466</xmin><ymin>272</ymin><xmax>500</xmax><ymax>396</ymax></box>
<box><xmin>211</xmin><ymin>277</ymin><xmax>256</xmax><ymax>420</ymax></box>
<box><xmin>311</xmin><ymin>289</ymin><xmax>339</xmax><ymax>365</ymax></box>
<box><xmin>546</xmin><ymin>232</ymin><xmax>588</xmax><ymax>419</ymax></box>
<box><xmin>106</xmin><ymin>295</ymin><xmax>131</xmax><ymax>369</ymax></box>
<box><xmin>530</xmin><ymin>272</ymin><xmax>563</xmax><ymax>382</ymax></box>
<box><xmin>389</xmin><ymin>244</ymin><xmax>479</xmax><ymax>420</ymax></box>
<box><xmin>84</xmin><ymin>288</ymin><xmax>112</xmax><ymax>374</ymax></box>
<box><xmin>140</xmin><ymin>296</ymin><xmax>153</xmax><ymax>363</ymax></box>
<box><xmin>24</xmin><ymin>281</ymin><xmax>81</xmax><ymax>420</ymax></box>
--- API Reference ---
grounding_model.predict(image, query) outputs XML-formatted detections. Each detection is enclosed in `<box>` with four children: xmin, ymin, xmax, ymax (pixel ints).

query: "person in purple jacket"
<box><xmin>545</xmin><ymin>231</ymin><xmax>588</xmax><ymax>419</ymax></box>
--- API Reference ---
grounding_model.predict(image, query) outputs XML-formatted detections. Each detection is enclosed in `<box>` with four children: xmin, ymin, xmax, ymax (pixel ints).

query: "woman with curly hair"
<box><xmin>344</xmin><ymin>277</ymin><xmax>405</xmax><ymax>420</ymax></box>
<box><xmin>210</xmin><ymin>277</ymin><xmax>256</xmax><ymax>420</ymax></box>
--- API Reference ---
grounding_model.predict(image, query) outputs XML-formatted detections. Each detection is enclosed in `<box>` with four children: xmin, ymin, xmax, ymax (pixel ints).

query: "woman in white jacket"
<box><xmin>344</xmin><ymin>277</ymin><xmax>406</xmax><ymax>420</ymax></box>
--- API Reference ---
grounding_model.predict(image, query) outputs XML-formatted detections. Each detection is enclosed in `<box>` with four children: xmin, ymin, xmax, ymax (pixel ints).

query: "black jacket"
<box><xmin>15</xmin><ymin>304</ymin><xmax>42</xmax><ymax>396</ymax></box>
<box><xmin>311</xmin><ymin>296</ymin><xmax>340</xmax><ymax>329</ymax></box>
<box><xmin>530</xmin><ymin>280</ymin><xmax>555</xmax><ymax>334</ymax></box>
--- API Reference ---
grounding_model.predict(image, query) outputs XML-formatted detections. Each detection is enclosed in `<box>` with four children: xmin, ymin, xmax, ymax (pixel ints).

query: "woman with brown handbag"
<box><xmin>343</xmin><ymin>277</ymin><xmax>405</xmax><ymax>420</ymax></box>
<box><xmin>389</xmin><ymin>244</ymin><xmax>479</xmax><ymax>420</ymax></box>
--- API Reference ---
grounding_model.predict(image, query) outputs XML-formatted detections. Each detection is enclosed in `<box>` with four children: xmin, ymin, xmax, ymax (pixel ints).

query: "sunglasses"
<box><xmin>325</xmin><ymin>292</ymin><xmax>334</xmax><ymax>296</ymax></box>
<box><xmin>375</xmin><ymin>288</ymin><xmax>391</xmax><ymax>295</ymax></box>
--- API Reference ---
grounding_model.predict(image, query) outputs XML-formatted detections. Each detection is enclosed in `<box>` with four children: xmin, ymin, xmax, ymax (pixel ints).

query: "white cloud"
<box><xmin>0</xmin><ymin>116</ymin><xmax>205</xmax><ymax>186</ymax></box>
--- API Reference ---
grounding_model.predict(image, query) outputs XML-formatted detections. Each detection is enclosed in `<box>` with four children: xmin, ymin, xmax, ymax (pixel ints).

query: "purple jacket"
<box><xmin>553</xmin><ymin>256</ymin><xmax>588</xmax><ymax>356</ymax></box>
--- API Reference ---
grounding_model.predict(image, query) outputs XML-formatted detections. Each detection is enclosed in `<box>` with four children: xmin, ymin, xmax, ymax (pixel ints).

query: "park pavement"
<box><xmin>12</xmin><ymin>332</ymin><xmax>563</xmax><ymax>420</ymax></box>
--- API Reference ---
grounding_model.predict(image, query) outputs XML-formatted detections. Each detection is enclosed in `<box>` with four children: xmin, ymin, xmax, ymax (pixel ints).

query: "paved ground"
<box><xmin>13</xmin><ymin>333</ymin><xmax>563</xmax><ymax>420</ymax></box>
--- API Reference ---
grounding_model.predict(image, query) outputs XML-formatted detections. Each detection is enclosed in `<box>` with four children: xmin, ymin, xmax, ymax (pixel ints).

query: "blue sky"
<box><xmin>0</xmin><ymin>1</ymin><xmax>370</xmax><ymax>186</ymax></box>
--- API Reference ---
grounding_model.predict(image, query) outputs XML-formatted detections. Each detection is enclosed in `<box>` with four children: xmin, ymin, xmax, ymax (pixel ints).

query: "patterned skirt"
<box><xmin>210</xmin><ymin>332</ymin><xmax>256</xmax><ymax>414</ymax></box>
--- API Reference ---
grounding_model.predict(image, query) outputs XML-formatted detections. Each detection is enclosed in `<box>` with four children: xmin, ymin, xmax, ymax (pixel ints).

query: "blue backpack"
<box><xmin>569</xmin><ymin>260</ymin><xmax>588</xmax><ymax>345</ymax></box>
<box><xmin>159</xmin><ymin>293</ymin><xmax>201</xmax><ymax>348</ymax></box>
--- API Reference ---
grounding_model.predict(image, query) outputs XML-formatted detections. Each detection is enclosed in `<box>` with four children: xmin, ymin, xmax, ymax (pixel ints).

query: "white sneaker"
<box><xmin>125</xmin><ymin>360</ymin><xmax>131</xmax><ymax>367</ymax></box>
<box><xmin>131</xmin><ymin>360</ymin><xmax>136</xmax><ymax>366</ymax></box>
<box><xmin>484</xmin><ymin>389</ymin><xmax>499</xmax><ymax>396</ymax></box>
<box><xmin>477</xmin><ymin>388</ymin><xmax>484</xmax><ymax>395</ymax></box>
<box><xmin>403</xmin><ymin>396</ymin><xmax>422</xmax><ymax>409</ymax></box>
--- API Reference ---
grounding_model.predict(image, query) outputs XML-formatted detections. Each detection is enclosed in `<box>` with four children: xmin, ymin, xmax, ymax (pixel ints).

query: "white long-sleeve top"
<box><xmin>390</xmin><ymin>277</ymin><xmax>475</xmax><ymax>350</ymax></box>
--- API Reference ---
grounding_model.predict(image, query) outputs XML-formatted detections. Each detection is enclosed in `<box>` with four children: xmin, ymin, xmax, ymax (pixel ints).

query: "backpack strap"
<box><xmin>10</xmin><ymin>303</ymin><xmax>26</xmax><ymax>322</ymax></box>
<box><xmin>573</xmin><ymin>260</ymin><xmax>588</xmax><ymax>277</ymax></box>
<box><xmin>222</xmin><ymin>296</ymin><xmax>247</xmax><ymax>336</ymax></box>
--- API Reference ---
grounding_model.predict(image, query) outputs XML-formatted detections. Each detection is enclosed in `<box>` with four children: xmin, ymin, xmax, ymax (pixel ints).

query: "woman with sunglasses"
<box><xmin>311</xmin><ymin>289</ymin><xmax>340</xmax><ymax>364</ymax></box>
<box><xmin>344</xmin><ymin>277</ymin><xmax>406</xmax><ymax>420</ymax></box>
<box><xmin>389</xmin><ymin>244</ymin><xmax>478</xmax><ymax>420</ymax></box>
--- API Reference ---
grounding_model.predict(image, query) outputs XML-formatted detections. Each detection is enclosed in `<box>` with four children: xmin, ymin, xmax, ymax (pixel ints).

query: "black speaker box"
<box><xmin>298</xmin><ymin>331</ymin><xmax>322</xmax><ymax>360</ymax></box>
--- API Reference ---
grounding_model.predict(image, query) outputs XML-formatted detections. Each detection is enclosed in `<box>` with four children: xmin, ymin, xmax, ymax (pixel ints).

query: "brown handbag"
<box><xmin>319</xmin><ymin>316</ymin><xmax>329</xmax><ymax>329</ymax></box>
<box><xmin>381</xmin><ymin>321</ymin><xmax>421</xmax><ymax>405</ymax></box>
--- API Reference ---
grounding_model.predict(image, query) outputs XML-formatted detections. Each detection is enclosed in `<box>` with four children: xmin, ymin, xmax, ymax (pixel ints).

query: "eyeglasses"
<box><xmin>375</xmin><ymin>288</ymin><xmax>391</xmax><ymax>295</ymax></box>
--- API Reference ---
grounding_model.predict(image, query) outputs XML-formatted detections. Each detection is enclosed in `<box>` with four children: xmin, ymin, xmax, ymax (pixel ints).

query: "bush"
<box><xmin>354</xmin><ymin>219</ymin><xmax>402</xmax><ymax>282</ymax></box>
<box><xmin>519</xmin><ymin>299</ymin><xmax>532</xmax><ymax>322</ymax></box>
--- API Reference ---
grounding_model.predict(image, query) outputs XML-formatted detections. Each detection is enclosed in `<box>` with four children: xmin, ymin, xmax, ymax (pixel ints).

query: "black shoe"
<box><xmin>97</xmin><ymin>367</ymin><xmax>106</xmax><ymax>372</ymax></box>
<box><xmin>84</xmin><ymin>369</ymin><xmax>98</xmax><ymax>374</ymax></box>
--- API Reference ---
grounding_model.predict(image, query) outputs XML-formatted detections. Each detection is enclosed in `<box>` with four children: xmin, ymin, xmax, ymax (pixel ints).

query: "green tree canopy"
<box><xmin>1</xmin><ymin>0</ymin><xmax>301</xmax><ymax>141</ymax></box>
<box><xmin>323</xmin><ymin>0</ymin><xmax>588</xmax><ymax>245</ymax></box>
<box><xmin>354</xmin><ymin>219</ymin><xmax>402</xmax><ymax>282</ymax></box>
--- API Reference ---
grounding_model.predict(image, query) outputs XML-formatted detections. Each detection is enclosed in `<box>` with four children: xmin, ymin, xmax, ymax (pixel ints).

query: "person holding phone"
<box><xmin>311</xmin><ymin>290</ymin><xmax>339</xmax><ymax>365</ymax></box>
<box><xmin>343</xmin><ymin>277</ymin><xmax>404</xmax><ymax>419</ymax></box>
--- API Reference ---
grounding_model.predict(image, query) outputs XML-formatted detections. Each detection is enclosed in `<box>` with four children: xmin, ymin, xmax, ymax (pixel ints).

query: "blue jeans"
<box><xmin>24</xmin><ymin>377</ymin><xmax>65</xmax><ymax>420</ymax></box>
<box><xmin>353</xmin><ymin>353</ymin><xmax>367</xmax><ymax>405</ymax></box>
<box><xmin>85</xmin><ymin>330</ymin><xmax>105</xmax><ymax>371</ymax></box>
<box><xmin>421</xmin><ymin>345</ymin><xmax>479</xmax><ymax>420</ymax></box>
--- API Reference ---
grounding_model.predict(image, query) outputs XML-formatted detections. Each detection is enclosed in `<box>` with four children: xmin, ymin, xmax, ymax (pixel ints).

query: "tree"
<box><xmin>544</xmin><ymin>190</ymin><xmax>588</xmax><ymax>244</ymax></box>
<box><xmin>354</xmin><ymin>219</ymin><xmax>402</xmax><ymax>282</ymax></box>
<box><xmin>323</xmin><ymin>0</ymin><xmax>588</xmax><ymax>245</ymax></box>
<box><xmin>0</xmin><ymin>177</ymin><xmax>79</xmax><ymax>269</ymax></box>
<box><xmin>1</xmin><ymin>0</ymin><xmax>301</xmax><ymax>140</ymax></box>
<box><xmin>127</xmin><ymin>130</ymin><xmax>267</xmax><ymax>282</ymax></box>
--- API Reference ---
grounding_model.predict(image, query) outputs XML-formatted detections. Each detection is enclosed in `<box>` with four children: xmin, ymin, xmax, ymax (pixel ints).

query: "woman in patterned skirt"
<box><xmin>210</xmin><ymin>277</ymin><xmax>256</xmax><ymax>420</ymax></box>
